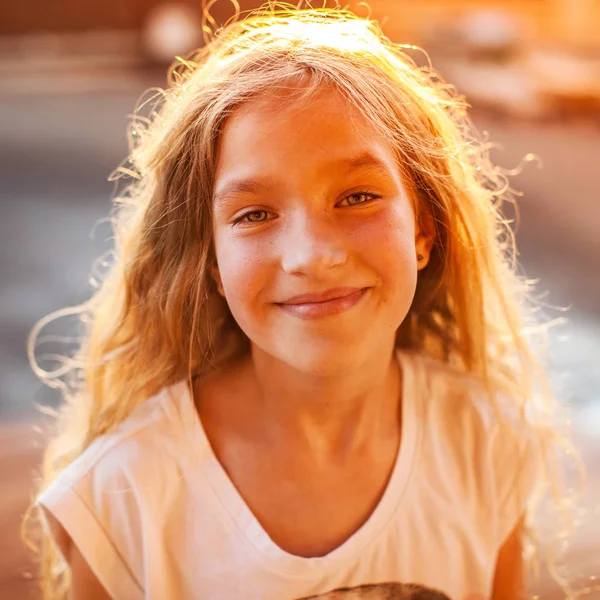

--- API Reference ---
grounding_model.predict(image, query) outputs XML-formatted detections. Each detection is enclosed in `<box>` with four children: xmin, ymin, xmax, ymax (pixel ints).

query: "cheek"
<box><xmin>214</xmin><ymin>237</ymin><xmax>269</xmax><ymax>317</ymax></box>
<box><xmin>353</xmin><ymin>206</ymin><xmax>418</xmax><ymax>293</ymax></box>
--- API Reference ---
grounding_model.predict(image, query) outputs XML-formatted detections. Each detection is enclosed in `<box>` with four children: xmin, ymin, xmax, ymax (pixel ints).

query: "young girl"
<box><xmin>25</xmin><ymin>2</ymin><xmax>581</xmax><ymax>599</ymax></box>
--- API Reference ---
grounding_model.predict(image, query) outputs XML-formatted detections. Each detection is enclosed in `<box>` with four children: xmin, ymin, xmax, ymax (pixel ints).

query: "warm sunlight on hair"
<box><xmin>23</xmin><ymin>2</ymin><xmax>587</xmax><ymax>599</ymax></box>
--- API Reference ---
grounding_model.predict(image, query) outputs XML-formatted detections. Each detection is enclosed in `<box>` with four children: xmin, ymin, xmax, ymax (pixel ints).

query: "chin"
<box><xmin>275</xmin><ymin>339</ymin><xmax>374</xmax><ymax>377</ymax></box>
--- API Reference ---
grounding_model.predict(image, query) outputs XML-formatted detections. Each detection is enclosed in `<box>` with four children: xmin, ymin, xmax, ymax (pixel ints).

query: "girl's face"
<box><xmin>211</xmin><ymin>85</ymin><xmax>433</xmax><ymax>375</ymax></box>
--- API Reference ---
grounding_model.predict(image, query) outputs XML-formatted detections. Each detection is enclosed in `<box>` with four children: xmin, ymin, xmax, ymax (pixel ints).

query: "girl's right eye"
<box><xmin>232</xmin><ymin>210</ymin><xmax>272</xmax><ymax>226</ymax></box>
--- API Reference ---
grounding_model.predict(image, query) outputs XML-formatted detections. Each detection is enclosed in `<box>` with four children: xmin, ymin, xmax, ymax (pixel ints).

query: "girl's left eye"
<box><xmin>338</xmin><ymin>191</ymin><xmax>380</xmax><ymax>207</ymax></box>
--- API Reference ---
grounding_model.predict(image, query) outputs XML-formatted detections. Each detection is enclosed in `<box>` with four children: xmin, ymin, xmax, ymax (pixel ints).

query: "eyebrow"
<box><xmin>212</xmin><ymin>151</ymin><xmax>395</xmax><ymax>208</ymax></box>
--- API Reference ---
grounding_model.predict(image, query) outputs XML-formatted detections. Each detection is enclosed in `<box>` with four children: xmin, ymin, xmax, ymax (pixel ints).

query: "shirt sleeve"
<box><xmin>35</xmin><ymin>439</ymin><xmax>146</xmax><ymax>600</ymax></box>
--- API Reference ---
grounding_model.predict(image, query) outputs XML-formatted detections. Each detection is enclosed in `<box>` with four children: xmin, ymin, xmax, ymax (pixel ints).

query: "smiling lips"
<box><xmin>276</xmin><ymin>287</ymin><xmax>369</xmax><ymax>319</ymax></box>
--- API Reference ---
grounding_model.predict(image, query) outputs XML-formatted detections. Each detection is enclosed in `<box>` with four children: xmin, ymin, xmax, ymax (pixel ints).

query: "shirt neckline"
<box><xmin>175</xmin><ymin>347</ymin><xmax>420</xmax><ymax>576</ymax></box>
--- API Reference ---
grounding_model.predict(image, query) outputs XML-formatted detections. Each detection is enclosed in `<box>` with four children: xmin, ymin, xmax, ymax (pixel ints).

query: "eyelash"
<box><xmin>232</xmin><ymin>191</ymin><xmax>381</xmax><ymax>226</ymax></box>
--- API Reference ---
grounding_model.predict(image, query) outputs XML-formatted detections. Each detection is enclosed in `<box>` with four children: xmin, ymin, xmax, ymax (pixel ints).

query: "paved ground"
<box><xmin>0</xmin><ymin>67</ymin><xmax>598</xmax><ymax>598</ymax></box>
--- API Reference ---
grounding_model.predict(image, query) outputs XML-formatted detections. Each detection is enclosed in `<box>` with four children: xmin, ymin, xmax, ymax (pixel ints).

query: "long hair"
<box><xmin>24</xmin><ymin>2</ymin><xmax>585</xmax><ymax>598</ymax></box>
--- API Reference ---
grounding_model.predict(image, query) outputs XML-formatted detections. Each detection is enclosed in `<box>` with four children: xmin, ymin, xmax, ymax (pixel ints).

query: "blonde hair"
<box><xmin>24</xmin><ymin>2</ymin><xmax>587</xmax><ymax>598</ymax></box>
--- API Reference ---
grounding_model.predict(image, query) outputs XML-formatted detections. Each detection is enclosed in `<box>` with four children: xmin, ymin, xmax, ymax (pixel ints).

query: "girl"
<box><xmin>24</xmin><ymin>2</ymin><xmax>581</xmax><ymax>599</ymax></box>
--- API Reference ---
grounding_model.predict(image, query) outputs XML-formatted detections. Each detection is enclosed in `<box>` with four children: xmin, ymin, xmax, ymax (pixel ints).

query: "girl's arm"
<box><xmin>491</xmin><ymin>515</ymin><xmax>527</xmax><ymax>600</ymax></box>
<box><xmin>41</xmin><ymin>506</ymin><xmax>113</xmax><ymax>600</ymax></box>
<box><xmin>68</xmin><ymin>538</ymin><xmax>113</xmax><ymax>600</ymax></box>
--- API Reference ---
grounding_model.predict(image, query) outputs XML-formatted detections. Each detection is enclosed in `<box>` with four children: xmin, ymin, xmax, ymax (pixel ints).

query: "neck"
<box><xmin>239</xmin><ymin>342</ymin><xmax>402</xmax><ymax>463</ymax></box>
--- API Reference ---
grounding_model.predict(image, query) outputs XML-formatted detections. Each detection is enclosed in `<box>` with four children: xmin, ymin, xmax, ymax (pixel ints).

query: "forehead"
<box><xmin>214</xmin><ymin>85</ymin><xmax>397</xmax><ymax>181</ymax></box>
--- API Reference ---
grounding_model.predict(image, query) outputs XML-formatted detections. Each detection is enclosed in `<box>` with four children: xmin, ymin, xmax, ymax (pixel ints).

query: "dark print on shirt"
<box><xmin>297</xmin><ymin>582</ymin><xmax>452</xmax><ymax>599</ymax></box>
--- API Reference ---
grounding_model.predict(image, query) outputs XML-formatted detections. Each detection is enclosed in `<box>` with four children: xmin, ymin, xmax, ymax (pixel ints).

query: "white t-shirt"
<box><xmin>35</xmin><ymin>348</ymin><xmax>541</xmax><ymax>600</ymax></box>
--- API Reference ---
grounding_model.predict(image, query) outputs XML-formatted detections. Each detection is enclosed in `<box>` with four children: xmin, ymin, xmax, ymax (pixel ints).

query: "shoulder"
<box><xmin>35</xmin><ymin>380</ymin><xmax>195</xmax><ymax>544</ymax></box>
<box><xmin>49</xmin><ymin>380</ymin><xmax>191</xmax><ymax>493</ymax></box>
<box><xmin>410</xmin><ymin>351</ymin><xmax>543</xmax><ymax>544</ymax></box>
<box><xmin>412</xmin><ymin>351</ymin><xmax>535</xmax><ymax>445</ymax></box>
<box><xmin>34</xmin><ymin>380</ymin><xmax>194</xmax><ymax>598</ymax></box>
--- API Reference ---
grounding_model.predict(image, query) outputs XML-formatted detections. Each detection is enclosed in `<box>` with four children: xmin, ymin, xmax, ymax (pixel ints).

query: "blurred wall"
<box><xmin>1</xmin><ymin>0</ymin><xmax>264</xmax><ymax>34</ymax></box>
<box><xmin>2</xmin><ymin>0</ymin><xmax>600</xmax><ymax>49</ymax></box>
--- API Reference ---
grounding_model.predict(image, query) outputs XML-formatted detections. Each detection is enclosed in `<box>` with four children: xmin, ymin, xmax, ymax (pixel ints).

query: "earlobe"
<box><xmin>415</xmin><ymin>239</ymin><xmax>433</xmax><ymax>270</ymax></box>
<box><xmin>415</xmin><ymin>209</ymin><xmax>436</xmax><ymax>270</ymax></box>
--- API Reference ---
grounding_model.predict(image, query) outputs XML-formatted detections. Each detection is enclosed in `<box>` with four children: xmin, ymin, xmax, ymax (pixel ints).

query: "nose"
<box><xmin>280</xmin><ymin>210</ymin><xmax>348</xmax><ymax>275</ymax></box>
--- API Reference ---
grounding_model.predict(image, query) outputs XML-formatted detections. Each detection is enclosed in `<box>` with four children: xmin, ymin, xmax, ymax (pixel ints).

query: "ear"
<box><xmin>414</xmin><ymin>207</ymin><xmax>436</xmax><ymax>271</ymax></box>
<box><xmin>210</xmin><ymin>265</ymin><xmax>226</xmax><ymax>297</ymax></box>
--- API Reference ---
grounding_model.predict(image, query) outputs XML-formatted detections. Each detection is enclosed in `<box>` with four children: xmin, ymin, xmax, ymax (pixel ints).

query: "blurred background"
<box><xmin>1</xmin><ymin>0</ymin><xmax>599</xmax><ymax>597</ymax></box>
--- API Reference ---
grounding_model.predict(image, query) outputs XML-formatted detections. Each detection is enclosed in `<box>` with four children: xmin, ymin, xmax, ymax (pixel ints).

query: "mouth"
<box><xmin>280</xmin><ymin>287</ymin><xmax>366</xmax><ymax>304</ymax></box>
<box><xmin>275</xmin><ymin>287</ymin><xmax>369</xmax><ymax>320</ymax></box>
